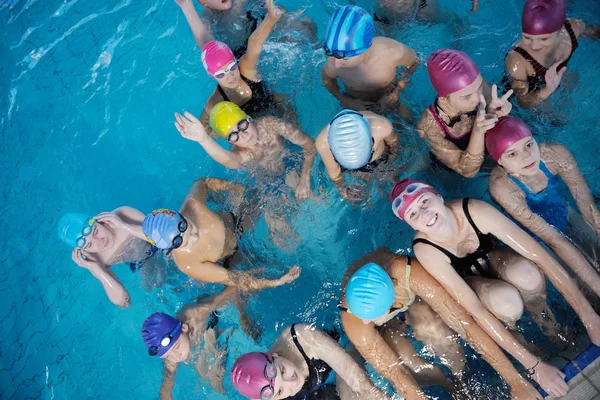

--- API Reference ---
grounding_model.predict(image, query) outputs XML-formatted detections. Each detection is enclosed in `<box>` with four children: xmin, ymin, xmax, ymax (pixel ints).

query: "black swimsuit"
<box><xmin>217</xmin><ymin>74</ymin><xmax>276</xmax><ymax>116</ymax></box>
<box><xmin>512</xmin><ymin>20</ymin><xmax>579</xmax><ymax>93</ymax></box>
<box><xmin>287</xmin><ymin>324</ymin><xmax>334</xmax><ymax>400</ymax></box>
<box><xmin>337</xmin><ymin>140</ymin><xmax>391</xmax><ymax>174</ymax></box>
<box><xmin>413</xmin><ymin>199</ymin><xmax>496</xmax><ymax>278</ymax></box>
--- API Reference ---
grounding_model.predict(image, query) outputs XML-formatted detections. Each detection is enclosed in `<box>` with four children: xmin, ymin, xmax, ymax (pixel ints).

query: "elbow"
<box><xmin>459</xmin><ymin>169</ymin><xmax>478</xmax><ymax>179</ymax></box>
<box><xmin>115</xmin><ymin>292</ymin><xmax>131</xmax><ymax>309</ymax></box>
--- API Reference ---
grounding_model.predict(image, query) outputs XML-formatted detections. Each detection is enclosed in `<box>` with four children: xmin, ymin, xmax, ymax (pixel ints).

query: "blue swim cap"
<box><xmin>141</xmin><ymin>312</ymin><xmax>182</xmax><ymax>357</ymax></box>
<box><xmin>346</xmin><ymin>262</ymin><xmax>396</xmax><ymax>320</ymax></box>
<box><xmin>324</xmin><ymin>5</ymin><xmax>374</xmax><ymax>57</ymax></box>
<box><xmin>142</xmin><ymin>209</ymin><xmax>186</xmax><ymax>251</ymax></box>
<box><xmin>328</xmin><ymin>110</ymin><xmax>373</xmax><ymax>170</ymax></box>
<box><xmin>57</xmin><ymin>213</ymin><xmax>93</xmax><ymax>248</ymax></box>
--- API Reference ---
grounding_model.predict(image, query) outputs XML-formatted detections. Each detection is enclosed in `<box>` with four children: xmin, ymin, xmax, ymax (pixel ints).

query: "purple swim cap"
<box><xmin>522</xmin><ymin>0</ymin><xmax>566</xmax><ymax>35</ymax></box>
<box><xmin>427</xmin><ymin>49</ymin><xmax>480</xmax><ymax>97</ymax></box>
<box><xmin>231</xmin><ymin>352</ymin><xmax>275</xmax><ymax>399</ymax></box>
<box><xmin>141</xmin><ymin>312</ymin><xmax>182</xmax><ymax>357</ymax></box>
<box><xmin>485</xmin><ymin>116</ymin><xmax>533</xmax><ymax>161</ymax></box>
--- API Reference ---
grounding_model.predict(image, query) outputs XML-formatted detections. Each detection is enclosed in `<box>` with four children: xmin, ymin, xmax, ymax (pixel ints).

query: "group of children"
<box><xmin>57</xmin><ymin>0</ymin><xmax>600</xmax><ymax>398</ymax></box>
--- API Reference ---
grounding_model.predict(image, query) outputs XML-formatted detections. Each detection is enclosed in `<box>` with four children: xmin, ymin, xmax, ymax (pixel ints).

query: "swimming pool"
<box><xmin>1</xmin><ymin>0</ymin><xmax>599</xmax><ymax>398</ymax></box>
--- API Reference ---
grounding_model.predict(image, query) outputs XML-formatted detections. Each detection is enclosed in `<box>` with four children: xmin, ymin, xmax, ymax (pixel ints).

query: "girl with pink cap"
<box><xmin>487</xmin><ymin>116</ymin><xmax>600</xmax><ymax>301</ymax></box>
<box><xmin>505</xmin><ymin>0</ymin><xmax>599</xmax><ymax>108</ymax></box>
<box><xmin>416</xmin><ymin>49</ymin><xmax>514</xmax><ymax>178</ymax></box>
<box><xmin>390</xmin><ymin>178</ymin><xmax>600</xmax><ymax>398</ymax></box>
<box><xmin>230</xmin><ymin>324</ymin><xmax>390</xmax><ymax>400</ymax></box>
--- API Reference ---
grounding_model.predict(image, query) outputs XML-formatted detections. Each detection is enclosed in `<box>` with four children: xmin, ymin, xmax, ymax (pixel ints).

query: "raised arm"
<box><xmin>469</xmin><ymin>199</ymin><xmax>600</xmax><ymax>345</ymax></box>
<box><xmin>238</xmin><ymin>0</ymin><xmax>282</xmax><ymax>80</ymax></box>
<box><xmin>174</xmin><ymin>0</ymin><xmax>213</xmax><ymax>49</ymax></box>
<box><xmin>409</xmin><ymin>259</ymin><xmax>542</xmax><ymax>399</ymax></box>
<box><xmin>340</xmin><ymin>311</ymin><xmax>426</xmax><ymax>400</ymax></box>
<box><xmin>277</xmin><ymin>119</ymin><xmax>315</xmax><ymax>200</ymax></box>
<box><xmin>413</xmin><ymin>243</ymin><xmax>567</xmax><ymax>397</ymax></box>
<box><xmin>72</xmin><ymin>249</ymin><xmax>130</xmax><ymax>308</ymax></box>
<box><xmin>490</xmin><ymin>166</ymin><xmax>600</xmax><ymax>298</ymax></box>
<box><xmin>175</xmin><ymin>111</ymin><xmax>245</xmax><ymax>169</ymax></box>
<box><xmin>291</xmin><ymin>324</ymin><xmax>390</xmax><ymax>400</ymax></box>
<box><xmin>159</xmin><ymin>360</ymin><xmax>179</xmax><ymax>400</ymax></box>
<box><xmin>94</xmin><ymin>206</ymin><xmax>147</xmax><ymax>242</ymax></box>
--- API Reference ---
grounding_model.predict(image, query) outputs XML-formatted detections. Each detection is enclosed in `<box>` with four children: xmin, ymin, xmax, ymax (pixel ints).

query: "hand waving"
<box><xmin>545</xmin><ymin>62</ymin><xmax>567</xmax><ymax>94</ymax></box>
<box><xmin>175</xmin><ymin>111</ymin><xmax>209</xmax><ymax>143</ymax></box>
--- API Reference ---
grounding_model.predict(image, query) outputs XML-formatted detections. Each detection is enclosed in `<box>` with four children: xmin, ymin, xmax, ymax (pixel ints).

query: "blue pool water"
<box><xmin>1</xmin><ymin>0</ymin><xmax>600</xmax><ymax>399</ymax></box>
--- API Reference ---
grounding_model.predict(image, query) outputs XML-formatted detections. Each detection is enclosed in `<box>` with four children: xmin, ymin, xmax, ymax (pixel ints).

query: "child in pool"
<box><xmin>142</xmin><ymin>178</ymin><xmax>299</xmax><ymax>290</ymax></box>
<box><xmin>487</xmin><ymin>116</ymin><xmax>600</xmax><ymax>298</ymax></box>
<box><xmin>316</xmin><ymin>110</ymin><xmax>399</xmax><ymax>202</ymax></box>
<box><xmin>58</xmin><ymin>207</ymin><xmax>159</xmax><ymax>308</ymax></box>
<box><xmin>175</xmin><ymin>102</ymin><xmax>315</xmax><ymax>202</ymax></box>
<box><xmin>392</xmin><ymin>179</ymin><xmax>600</xmax><ymax>397</ymax></box>
<box><xmin>141</xmin><ymin>287</ymin><xmax>258</xmax><ymax>398</ymax></box>
<box><xmin>321</xmin><ymin>5</ymin><xmax>418</xmax><ymax>114</ymax></box>
<box><xmin>340</xmin><ymin>248</ymin><xmax>541</xmax><ymax>400</ymax></box>
<box><xmin>416</xmin><ymin>49</ymin><xmax>513</xmax><ymax>177</ymax></box>
<box><xmin>505</xmin><ymin>0</ymin><xmax>600</xmax><ymax>108</ymax></box>
<box><xmin>230</xmin><ymin>325</ymin><xmax>390</xmax><ymax>400</ymax></box>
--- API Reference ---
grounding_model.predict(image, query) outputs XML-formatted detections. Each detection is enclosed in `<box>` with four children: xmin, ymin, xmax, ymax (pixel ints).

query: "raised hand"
<box><xmin>488</xmin><ymin>84</ymin><xmax>514</xmax><ymax>118</ymax></box>
<box><xmin>175</xmin><ymin>111</ymin><xmax>209</xmax><ymax>143</ymax></box>
<box><xmin>174</xmin><ymin>0</ymin><xmax>191</xmax><ymax>8</ymax></box>
<box><xmin>545</xmin><ymin>62</ymin><xmax>567</xmax><ymax>94</ymax></box>
<box><xmin>472</xmin><ymin>93</ymin><xmax>498</xmax><ymax>136</ymax></box>
<box><xmin>265</xmin><ymin>0</ymin><xmax>283</xmax><ymax>20</ymax></box>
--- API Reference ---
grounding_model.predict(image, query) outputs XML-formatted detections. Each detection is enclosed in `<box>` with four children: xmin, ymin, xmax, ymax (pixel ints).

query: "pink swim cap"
<box><xmin>201</xmin><ymin>40</ymin><xmax>235</xmax><ymax>76</ymax></box>
<box><xmin>427</xmin><ymin>49</ymin><xmax>480</xmax><ymax>97</ymax></box>
<box><xmin>390</xmin><ymin>179</ymin><xmax>438</xmax><ymax>221</ymax></box>
<box><xmin>485</xmin><ymin>116</ymin><xmax>533</xmax><ymax>161</ymax></box>
<box><xmin>231</xmin><ymin>352</ymin><xmax>274</xmax><ymax>399</ymax></box>
<box><xmin>522</xmin><ymin>0</ymin><xmax>566</xmax><ymax>35</ymax></box>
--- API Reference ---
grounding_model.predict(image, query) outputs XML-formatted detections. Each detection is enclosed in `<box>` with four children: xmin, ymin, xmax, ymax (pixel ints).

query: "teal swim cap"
<box><xmin>346</xmin><ymin>262</ymin><xmax>395</xmax><ymax>320</ymax></box>
<box><xmin>58</xmin><ymin>213</ymin><xmax>91</xmax><ymax>248</ymax></box>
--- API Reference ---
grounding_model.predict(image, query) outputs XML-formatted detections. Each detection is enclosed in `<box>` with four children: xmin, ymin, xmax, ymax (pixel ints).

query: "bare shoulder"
<box><xmin>505</xmin><ymin>50</ymin><xmax>529</xmax><ymax>79</ymax></box>
<box><xmin>373</xmin><ymin>36</ymin><xmax>404</xmax><ymax>50</ymax></box>
<box><xmin>489</xmin><ymin>166</ymin><xmax>511</xmax><ymax>191</ymax></box>
<box><xmin>415</xmin><ymin>108</ymin><xmax>436</xmax><ymax>134</ymax></box>
<box><xmin>322</xmin><ymin>58</ymin><xmax>338</xmax><ymax>78</ymax></box>
<box><xmin>568</xmin><ymin>18</ymin><xmax>585</xmax><ymax>37</ymax></box>
<box><xmin>367</xmin><ymin>112</ymin><xmax>392</xmax><ymax>132</ymax></box>
<box><xmin>315</xmin><ymin>126</ymin><xmax>329</xmax><ymax>149</ymax></box>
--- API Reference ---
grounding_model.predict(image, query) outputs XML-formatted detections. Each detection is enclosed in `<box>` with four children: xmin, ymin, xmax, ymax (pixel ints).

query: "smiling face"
<box><xmin>81</xmin><ymin>221</ymin><xmax>116</xmax><ymax>254</ymax></box>
<box><xmin>521</xmin><ymin>31</ymin><xmax>559</xmax><ymax>53</ymax></box>
<box><xmin>497</xmin><ymin>136</ymin><xmax>541</xmax><ymax>176</ymax></box>
<box><xmin>270</xmin><ymin>355</ymin><xmax>304</xmax><ymax>399</ymax></box>
<box><xmin>403</xmin><ymin>192</ymin><xmax>449</xmax><ymax>235</ymax></box>
<box><xmin>161</xmin><ymin>324</ymin><xmax>191</xmax><ymax>363</ymax></box>
<box><xmin>200</xmin><ymin>0</ymin><xmax>233</xmax><ymax>11</ymax></box>
<box><xmin>445</xmin><ymin>75</ymin><xmax>483</xmax><ymax>113</ymax></box>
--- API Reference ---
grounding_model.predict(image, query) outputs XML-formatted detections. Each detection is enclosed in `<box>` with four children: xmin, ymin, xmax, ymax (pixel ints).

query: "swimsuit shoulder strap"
<box><xmin>462</xmin><ymin>198</ymin><xmax>486</xmax><ymax>239</ymax></box>
<box><xmin>538</xmin><ymin>160</ymin><xmax>553</xmax><ymax>179</ymax></box>
<box><xmin>513</xmin><ymin>46</ymin><xmax>547</xmax><ymax>76</ymax></box>
<box><xmin>290</xmin><ymin>324</ymin><xmax>313</xmax><ymax>364</ymax></box>
<box><xmin>404</xmin><ymin>256</ymin><xmax>416</xmax><ymax>308</ymax></box>
<box><xmin>413</xmin><ymin>238</ymin><xmax>459</xmax><ymax>264</ymax></box>
<box><xmin>217</xmin><ymin>84</ymin><xmax>229</xmax><ymax>102</ymax></box>
<box><xmin>564</xmin><ymin>20</ymin><xmax>579</xmax><ymax>53</ymax></box>
<box><xmin>428</xmin><ymin>103</ymin><xmax>451</xmax><ymax>138</ymax></box>
<box><xmin>508</xmin><ymin>173</ymin><xmax>530</xmax><ymax>193</ymax></box>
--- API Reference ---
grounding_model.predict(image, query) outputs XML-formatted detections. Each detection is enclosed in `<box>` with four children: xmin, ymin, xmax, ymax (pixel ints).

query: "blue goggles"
<box><xmin>323</xmin><ymin>45</ymin><xmax>368</xmax><ymax>60</ymax></box>
<box><xmin>76</xmin><ymin>219</ymin><xmax>97</xmax><ymax>249</ymax></box>
<box><xmin>148</xmin><ymin>321</ymin><xmax>182</xmax><ymax>357</ymax></box>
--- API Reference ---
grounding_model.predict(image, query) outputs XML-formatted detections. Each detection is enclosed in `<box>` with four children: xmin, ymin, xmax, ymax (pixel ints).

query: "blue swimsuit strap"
<box><xmin>508</xmin><ymin>160</ymin><xmax>553</xmax><ymax>196</ymax></box>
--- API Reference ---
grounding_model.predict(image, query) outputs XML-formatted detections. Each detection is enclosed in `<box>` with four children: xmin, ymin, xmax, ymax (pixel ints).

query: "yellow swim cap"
<box><xmin>209</xmin><ymin>102</ymin><xmax>248</xmax><ymax>138</ymax></box>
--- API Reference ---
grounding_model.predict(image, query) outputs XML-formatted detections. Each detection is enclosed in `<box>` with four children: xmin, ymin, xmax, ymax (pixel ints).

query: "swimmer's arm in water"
<box><xmin>468</xmin><ymin>199</ymin><xmax>600</xmax><ymax>346</ymax></box>
<box><xmin>180</xmin><ymin>287</ymin><xmax>237</xmax><ymax>327</ymax></box>
<box><xmin>409</xmin><ymin>258</ymin><xmax>541</xmax><ymax>398</ymax></box>
<box><xmin>291</xmin><ymin>324</ymin><xmax>391</xmax><ymax>400</ymax></box>
<box><xmin>415</xmin><ymin>109</ymin><xmax>485</xmax><ymax>178</ymax></box>
<box><xmin>316</xmin><ymin>125</ymin><xmax>357</xmax><ymax>199</ymax></box>
<box><xmin>174</xmin><ymin>0</ymin><xmax>213</xmax><ymax>49</ymax></box>
<box><xmin>159</xmin><ymin>360</ymin><xmax>179</xmax><ymax>400</ymax></box>
<box><xmin>505</xmin><ymin>52</ymin><xmax>562</xmax><ymax>108</ymax></box>
<box><xmin>390</xmin><ymin>39</ymin><xmax>418</xmax><ymax>88</ymax></box>
<box><xmin>490</xmin><ymin>165</ymin><xmax>600</xmax><ymax>298</ymax></box>
<box><xmin>187</xmin><ymin>177</ymin><xmax>244</xmax><ymax>207</ymax></box>
<box><xmin>95</xmin><ymin>206</ymin><xmax>147</xmax><ymax>242</ymax></box>
<box><xmin>277</xmin><ymin>118</ymin><xmax>316</xmax><ymax>200</ymax></box>
<box><xmin>239</xmin><ymin>0</ymin><xmax>281</xmax><ymax>81</ymax></box>
<box><xmin>175</xmin><ymin>111</ymin><xmax>246</xmax><ymax>169</ymax></box>
<box><xmin>321</xmin><ymin>60</ymin><xmax>369</xmax><ymax>109</ymax></box>
<box><xmin>369</xmin><ymin>112</ymin><xmax>398</xmax><ymax>156</ymax></box>
<box><xmin>340</xmin><ymin>309</ymin><xmax>425</xmax><ymax>399</ymax></box>
<box><xmin>545</xmin><ymin>143</ymin><xmax>600</xmax><ymax>234</ymax></box>
<box><xmin>569</xmin><ymin>18</ymin><xmax>600</xmax><ymax>40</ymax></box>
<box><xmin>72</xmin><ymin>249</ymin><xmax>131</xmax><ymax>308</ymax></box>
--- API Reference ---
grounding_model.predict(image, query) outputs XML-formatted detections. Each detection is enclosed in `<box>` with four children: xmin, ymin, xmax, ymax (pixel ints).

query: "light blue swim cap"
<box><xmin>324</xmin><ymin>5</ymin><xmax>374</xmax><ymax>57</ymax></box>
<box><xmin>57</xmin><ymin>213</ymin><xmax>92</xmax><ymax>248</ymax></box>
<box><xmin>347</xmin><ymin>262</ymin><xmax>395</xmax><ymax>320</ymax></box>
<box><xmin>328</xmin><ymin>110</ymin><xmax>373</xmax><ymax>170</ymax></box>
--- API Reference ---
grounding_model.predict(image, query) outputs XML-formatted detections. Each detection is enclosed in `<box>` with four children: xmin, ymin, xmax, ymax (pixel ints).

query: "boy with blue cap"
<box><xmin>339</xmin><ymin>248</ymin><xmax>541</xmax><ymax>400</ymax></box>
<box><xmin>143</xmin><ymin>178</ymin><xmax>300</xmax><ymax>290</ymax></box>
<box><xmin>321</xmin><ymin>5</ymin><xmax>417</xmax><ymax>113</ymax></box>
<box><xmin>316</xmin><ymin>109</ymin><xmax>398</xmax><ymax>202</ymax></box>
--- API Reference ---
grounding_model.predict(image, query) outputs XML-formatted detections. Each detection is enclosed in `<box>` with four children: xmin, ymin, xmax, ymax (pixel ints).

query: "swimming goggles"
<box><xmin>227</xmin><ymin>118</ymin><xmax>250</xmax><ymax>144</ymax></box>
<box><xmin>323</xmin><ymin>45</ymin><xmax>368</xmax><ymax>60</ymax></box>
<box><xmin>212</xmin><ymin>60</ymin><xmax>239</xmax><ymax>79</ymax></box>
<box><xmin>169</xmin><ymin>215</ymin><xmax>188</xmax><ymax>252</ymax></box>
<box><xmin>76</xmin><ymin>218</ymin><xmax>97</xmax><ymax>249</ymax></box>
<box><xmin>148</xmin><ymin>321</ymin><xmax>182</xmax><ymax>356</ymax></box>
<box><xmin>258</xmin><ymin>353</ymin><xmax>278</xmax><ymax>400</ymax></box>
<box><xmin>391</xmin><ymin>182</ymin><xmax>431</xmax><ymax>217</ymax></box>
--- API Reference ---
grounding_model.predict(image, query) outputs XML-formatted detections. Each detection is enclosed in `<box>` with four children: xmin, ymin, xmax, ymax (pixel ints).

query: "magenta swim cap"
<box><xmin>231</xmin><ymin>352</ymin><xmax>274</xmax><ymax>399</ymax></box>
<box><xmin>201</xmin><ymin>41</ymin><xmax>235</xmax><ymax>76</ymax></box>
<box><xmin>427</xmin><ymin>49</ymin><xmax>480</xmax><ymax>97</ymax></box>
<box><xmin>522</xmin><ymin>0</ymin><xmax>566</xmax><ymax>35</ymax></box>
<box><xmin>390</xmin><ymin>179</ymin><xmax>438</xmax><ymax>221</ymax></box>
<box><xmin>485</xmin><ymin>116</ymin><xmax>533</xmax><ymax>161</ymax></box>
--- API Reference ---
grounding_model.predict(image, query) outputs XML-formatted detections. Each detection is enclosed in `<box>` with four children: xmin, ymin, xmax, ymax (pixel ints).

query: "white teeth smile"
<box><xmin>426</xmin><ymin>214</ymin><xmax>438</xmax><ymax>227</ymax></box>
